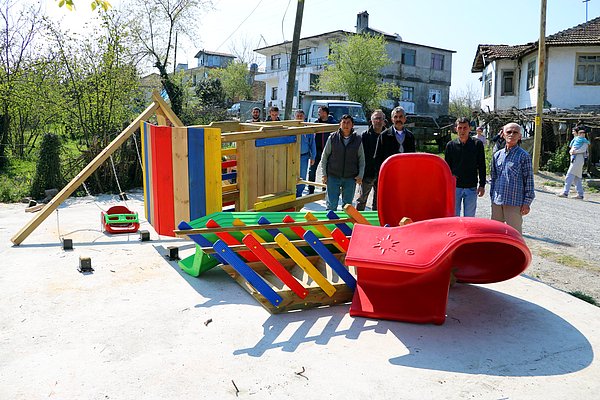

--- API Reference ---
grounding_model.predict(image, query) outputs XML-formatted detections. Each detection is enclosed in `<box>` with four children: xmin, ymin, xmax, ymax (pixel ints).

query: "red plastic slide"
<box><xmin>346</xmin><ymin>218</ymin><xmax>531</xmax><ymax>324</ymax></box>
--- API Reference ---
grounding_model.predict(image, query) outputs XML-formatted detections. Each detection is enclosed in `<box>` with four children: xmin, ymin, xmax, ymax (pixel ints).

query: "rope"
<box><xmin>109</xmin><ymin>155</ymin><xmax>124</xmax><ymax>195</ymax></box>
<box><xmin>132</xmin><ymin>131</ymin><xmax>144</xmax><ymax>170</ymax></box>
<box><xmin>56</xmin><ymin>208</ymin><xmax>62</xmax><ymax>240</ymax></box>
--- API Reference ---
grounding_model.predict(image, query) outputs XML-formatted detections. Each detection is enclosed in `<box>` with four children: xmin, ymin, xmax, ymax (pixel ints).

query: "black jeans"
<box><xmin>307</xmin><ymin>150</ymin><xmax>323</xmax><ymax>194</ymax></box>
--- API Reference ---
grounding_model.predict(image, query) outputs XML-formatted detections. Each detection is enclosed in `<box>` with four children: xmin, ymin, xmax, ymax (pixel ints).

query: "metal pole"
<box><xmin>284</xmin><ymin>0</ymin><xmax>305</xmax><ymax>120</ymax></box>
<box><xmin>532</xmin><ymin>0</ymin><xmax>547</xmax><ymax>173</ymax></box>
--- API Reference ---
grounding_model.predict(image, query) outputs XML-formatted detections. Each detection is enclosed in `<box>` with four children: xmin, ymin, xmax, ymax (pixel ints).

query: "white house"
<box><xmin>254</xmin><ymin>11</ymin><xmax>454</xmax><ymax>117</ymax></box>
<box><xmin>472</xmin><ymin>16</ymin><xmax>600</xmax><ymax>112</ymax></box>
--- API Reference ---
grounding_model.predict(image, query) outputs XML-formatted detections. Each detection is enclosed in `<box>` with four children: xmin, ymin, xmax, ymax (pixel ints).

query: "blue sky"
<box><xmin>49</xmin><ymin>0</ymin><xmax>600</xmax><ymax>96</ymax></box>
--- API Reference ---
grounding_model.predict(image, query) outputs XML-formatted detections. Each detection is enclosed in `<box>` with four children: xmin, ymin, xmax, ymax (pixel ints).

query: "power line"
<box><xmin>215</xmin><ymin>0</ymin><xmax>265</xmax><ymax>51</ymax></box>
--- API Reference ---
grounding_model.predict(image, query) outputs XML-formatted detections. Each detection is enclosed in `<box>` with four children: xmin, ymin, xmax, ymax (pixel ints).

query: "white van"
<box><xmin>307</xmin><ymin>100</ymin><xmax>369</xmax><ymax>134</ymax></box>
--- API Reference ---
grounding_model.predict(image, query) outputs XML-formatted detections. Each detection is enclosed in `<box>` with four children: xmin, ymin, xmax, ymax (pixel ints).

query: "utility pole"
<box><xmin>284</xmin><ymin>0</ymin><xmax>304</xmax><ymax>120</ymax></box>
<box><xmin>532</xmin><ymin>0</ymin><xmax>547</xmax><ymax>173</ymax></box>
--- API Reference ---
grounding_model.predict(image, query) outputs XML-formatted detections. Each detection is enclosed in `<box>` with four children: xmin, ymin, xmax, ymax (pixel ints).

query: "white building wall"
<box><xmin>546</xmin><ymin>46</ymin><xmax>600</xmax><ymax>109</ymax></box>
<box><xmin>495</xmin><ymin>60</ymin><xmax>519</xmax><ymax>110</ymax></box>
<box><xmin>480</xmin><ymin>63</ymin><xmax>495</xmax><ymax>112</ymax></box>
<box><xmin>518</xmin><ymin>54</ymin><xmax>538</xmax><ymax>109</ymax></box>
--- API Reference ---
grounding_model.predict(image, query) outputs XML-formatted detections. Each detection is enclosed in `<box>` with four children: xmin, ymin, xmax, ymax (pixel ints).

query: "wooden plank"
<box><xmin>187</xmin><ymin>127</ymin><xmax>206</xmax><ymax>220</ymax></box>
<box><xmin>220</xmin><ymin>124</ymin><xmax>337</xmax><ymax>143</ymax></box>
<box><xmin>171</xmin><ymin>127</ymin><xmax>190</xmax><ymax>227</ymax></box>
<box><xmin>151</xmin><ymin>125</ymin><xmax>175</xmax><ymax>236</ymax></box>
<box><xmin>254</xmin><ymin>193</ymin><xmax>296</xmax><ymax>211</ymax></box>
<box><xmin>251</xmin><ymin>192</ymin><xmax>326</xmax><ymax>212</ymax></box>
<box><xmin>11</xmin><ymin>102</ymin><xmax>159</xmax><ymax>245</ymax></box>
<box><xmin>264</xmin><ymin>146</ymin><xmax>275</xmax><ymax>194</ymax></box>
<box><xmin>343</xmin><ymin>204</ymin><xmax>372</xmax><ymax>225</ymax></box>
<box><xmin>275</xmin><ymin>233</ymin><xmax>336</xmax><ymax>297</ymax></box>
<box><xmin>151</xmin><ymin>91</ymin><xmax>183</xmax><ymax>127</ymax></box>
<box><xmin>286</xmin><ymin>140</ymin><xmax>299</xmax><ymax>195</ymax></box>
<box><xmin>141</xmin><ymin>122</ymin><xmax>153</xmax><ymax>224</ymax></box>
<box><xmin>204</xmin><ymin>127</ymin><xmax>223</xmax><ymax>214</ymax></box>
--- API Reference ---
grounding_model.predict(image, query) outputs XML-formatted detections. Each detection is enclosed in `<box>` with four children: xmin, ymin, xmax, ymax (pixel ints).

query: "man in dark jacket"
<box><xmin>308</xmin><ymin>105</ymin><xmax>337</xmax><ymax>193</ymax></box>
<box><xmin>356</xmin><ymin>109</ymin><xmax>386</xmax><ymax>211</ymax></box>
<box><xmin>374</xmin><ymin>106</ymin><xmax>416</xmax><ymax>170</ymax></box>
<box><xmin>444</xmin><ymin>117</ymin><xmax>486</xmax><ymax>217</ymax></box>
<box><xmin>321</xmin><ymin>114</ymin><xmax>365</xmax><ymax>211</ymax></box>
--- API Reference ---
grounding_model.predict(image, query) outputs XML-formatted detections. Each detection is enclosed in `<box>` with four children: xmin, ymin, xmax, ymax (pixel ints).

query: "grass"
<box><xmin>568</xmin><ymin>291</ymin><xmax>599</xmax><ymax>306</ymax></box>
<box><xmin>537</xmin><ymin>248</ymin><xmax>599</xmax><ymax>272</ymax></box>
<box><xmin>0</xmin><ymin>158</ymin><xmax>36</xmax><ymax>203</ymax></box>
<box><xmin>543</xmin><ymin>180</ymin><xmax>562</xmax><ymax>187</ymax></box>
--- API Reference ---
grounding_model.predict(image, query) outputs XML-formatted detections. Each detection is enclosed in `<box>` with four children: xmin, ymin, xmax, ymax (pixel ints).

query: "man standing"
<box><xmin>490</xmin><ymin>123</ymin><xmax>535</xmax><ymax>234</ymax></box>
<box><xmin>321</xmin><ymin>115</ymin><xmax>365</xmax><ymax>211</ymax></box>
<box><xmin>308</xmin><ymin>106</ymin><xmax>336</xmax><ymax>194</ymax></box>
<box><xmin>294</xmin><ymin>110</ymin><xmax>316</xmax><ymax>197</ymax></box>
<box><xmin>265</xmin><ymin>106</ymin><xmax>280</xmax><ymax>121</ymax></box>
<box><xmin>444</xmin><ymin>117</ymin><xmax>486</xmax><ymax>217</ymax></box>
<box><xmin>375</xmin><ymin>106</ymin><xmax>416</xmax><ymax>166</ymax></box>
<box><xmin>356</xmin><ymin>109</ymin><xmax>386</xmax><ymax>211</ymax></box>
<box><xmin>246</xmin><ymin>107</ymin><xmax>262</xmax><ymax>122</ymax></box>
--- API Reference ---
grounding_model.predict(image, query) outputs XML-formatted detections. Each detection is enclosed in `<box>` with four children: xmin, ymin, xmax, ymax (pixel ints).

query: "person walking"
<box><xmin>490</xmin><ymin>123</ymin><xmax>535</xmax><ymax>234</ymax></box>
<box><xmin>375</xmin><ymin>106</ymin><xmax>416</xmax><ymax>166</ymax></box>
<box><xmin>356</xmin><ymin>109</ymin><xmax>386</xmax><ymax>211</ymax></box>
<box><xmin>321</xmin><ymin>114</ymin><xmax>365</xmax><ymax>211</ymax></box>
<box><xmin>558</xmin><ymin>126</ymin><xmax>590</xmax><ymax>199</ymax></box>
<box><xmin>444</xmin><ymin>117</ymin><xmax>486</xmax><ymax>217</ymax></box>
<box><xmin>308</xmin><ymin>106</ymin><xmax>336</xmax><ymax>194</ymax></box>
<box><xmin>294</xmin><ymin>110</ymin><xmax>316</xmax><ymax>197</ymax></box>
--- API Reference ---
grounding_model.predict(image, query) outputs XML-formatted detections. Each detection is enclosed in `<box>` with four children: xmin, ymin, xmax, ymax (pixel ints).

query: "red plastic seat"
<box><xmin>346</xmin><ymin>218</ymin><xmax>531</xmax><ymax>324</ymax></box>
<box><xmin>377</xmin><ymin>153</ymin><xmax>455</xmax><ymax>226</ymax></box>
<box><xmin>101</xmin><ymin>205</ymin><xmax>140</xmax><ymax>234</ymax></box>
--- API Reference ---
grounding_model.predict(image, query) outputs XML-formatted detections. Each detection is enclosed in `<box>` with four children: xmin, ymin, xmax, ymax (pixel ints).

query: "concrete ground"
<box><xmin>1</xmin><ymin>190</ymin><xmax>599</xmax><ymax>399</ymax></box>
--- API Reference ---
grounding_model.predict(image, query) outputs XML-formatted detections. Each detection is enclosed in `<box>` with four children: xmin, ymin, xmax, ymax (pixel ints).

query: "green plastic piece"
<box><xmin>104</xmin><ymin>213</ymin><xmax>139</xmax><ymax>225</ymax></box>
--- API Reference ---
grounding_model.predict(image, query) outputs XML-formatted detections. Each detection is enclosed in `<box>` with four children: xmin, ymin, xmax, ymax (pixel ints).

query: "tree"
<box><xmin>449</xmin><ymin>84</ymin><xmax>480</xmax><ymax>118</ymax></box>
<box><xmin>195</xmin><ymin>77</ymin><xmax>226</xmax><ymax>108</ymax></box>
<box><xmin>0</xmin><ymin>0</ymin><xmax>43</xmax><ymax>170</ymax></box>
<box><xmin>212</xmin><ymin>61</ymin><xmax>252</xmax><ymax>102</ymax></box>
<box><xmin>318</xmin><ymin>33</ymin><xmax>400</xmax><ymax>111</ymax></box>
<box><xmin>55</xmin><ymin>0</ymin><xmax>112</xmax><ymax>11</ymax></box>
<box><xmin>126</xmin><ymin>0</ymin><xmax>213</xmax><ymax>117</ymax></box>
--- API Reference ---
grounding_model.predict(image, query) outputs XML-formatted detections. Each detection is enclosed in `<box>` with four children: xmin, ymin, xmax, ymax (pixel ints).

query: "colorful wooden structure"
<box><xmin>141</xmin><ymin>120</ymin><xmax>335</xmax><ymax>237</ymax></box>
<box><xmin>175</xmin><ymin>206</ymin><xmax>379</xmax><ymax>313</ymax></box>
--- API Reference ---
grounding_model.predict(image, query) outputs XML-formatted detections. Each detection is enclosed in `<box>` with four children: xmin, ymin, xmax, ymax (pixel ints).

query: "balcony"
<box><xmin>268</xmin><ymin>56</ymin><xmax>331</xmax><ymax>72</ymax></box>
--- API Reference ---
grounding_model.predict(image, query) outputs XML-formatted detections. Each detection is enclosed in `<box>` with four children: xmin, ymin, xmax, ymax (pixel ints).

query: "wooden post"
<box><xmin>532</xmin><ymin>0</ymin><xmax>547</xmax><ymax>173</ymax></box>
<box><xmin>11</xmin><ymin>102</ymin><xmax>159</xmax><ymax>245</ymax></box>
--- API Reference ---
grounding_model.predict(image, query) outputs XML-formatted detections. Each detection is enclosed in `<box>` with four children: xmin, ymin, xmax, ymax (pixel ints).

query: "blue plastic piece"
<box><xmin>303</xmin><ymin>230</ymin><xmax>356</xmax><ymax>290</ymax></box>
<box><xmin>212</xmin><ymin>240</ymin><xmax>283</xmax><ymax>307</ymax></box>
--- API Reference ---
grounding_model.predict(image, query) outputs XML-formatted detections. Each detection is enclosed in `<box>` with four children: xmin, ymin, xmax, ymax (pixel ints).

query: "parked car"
<box><xmin>307</xmin><ymin>100</ymin><xmax>368</xmax><ymax>134</ymax></box>
<box><xmin>227</xmin><ymin>103</ymin><xmax>240</xmax><ymax>118</ymax></box>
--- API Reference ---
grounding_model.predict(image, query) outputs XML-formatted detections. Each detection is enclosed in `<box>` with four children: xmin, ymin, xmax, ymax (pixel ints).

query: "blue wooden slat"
<box><xmin>326</xmin><ymin>210</ymin><xmax>353</xmax><ymax>236</ymax></box>
<box><xmin>303</xmin><ymin>230</ymin><xmax>356</xmax><ymax>290</ymax></box>
<box><xmin>221</xmin><ymin>172</ymin><xmax>237</xmax><ymax>181</ymax></box>
<box><xmin>255</xmin><ymin>136</ymin><xmax>296</xmax><ymax>147</ymax></box>
<box><xmin>213</xmin><ymin>240</ymin><xmax>283</xmax><ymax>307</ymax></box>
<box><xmin>178</xmin><ymin>221</ymin><xmax>226</xmax><ymax>264</ymax></box>
<box><xmin>187</xmin><ymin>127</ymin><xmax>206</xmax><ymax>220</ymax></box>
<box><xmin>258</xmin><ymin>216</ymin><xmax>309</xmax><ymax>256</ymax></box>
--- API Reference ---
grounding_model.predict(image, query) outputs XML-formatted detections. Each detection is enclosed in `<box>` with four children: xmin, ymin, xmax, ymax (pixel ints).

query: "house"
<box><xmin>471</xmin><ymin>16</ymin><xmax>600</xmax><ymax>112</ymax></box>
<box><xmin>254</xmin><ymin>11</ymin><xmax>455</xmax><ymax>118</ymax></box>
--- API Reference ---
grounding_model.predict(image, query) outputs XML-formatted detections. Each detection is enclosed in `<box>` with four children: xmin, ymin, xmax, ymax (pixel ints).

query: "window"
<box><xmin>298</xmin><ymin>48</ymin><xmax>311</xmax><ymax>66</ymax></box>
<box><xmin>400</xmin><ymin>86</ymin><xmax>414</xmax><ymax>101</ymax></box>
<box><xmin>527</xmin><ymin>59</ymin><xmax>536</xmax><ymax>90</ymax></box>
<box><xmin>484</xmin><ymin>73</ymin><xmax>492</xmax><ymax>98</ymax></box>
<box><xmin>271</xmin><ymin>87</ymin><xmax>278</xmax><ymax>100</ymax></box>
<box><xmin>501</xmin><ymin>70</ymin><xmax>514</xmax><ymax>95</ymax></box>
<box><xmin>401</xmin><ymin>49</ymin><xmax>416</xmax><ymax>66</ymax></box>
<box><xmin>431</xmin><ymin>53</ymin><xmax>444</xmax><ymax>70</ymax></box>
<box><xmin>575</xmin><ymin>54</ymin><xmax>600</xmax><ymax>84</ymax></box>
<box><xmin>428</xmin><ymin>89</ymin><xmax>442</xmax><ymax>104</ymax></box>
<box><xmin>271</xmin><ymin>54</ymin><xmax>281</xmax><ymax>70</ymax></box>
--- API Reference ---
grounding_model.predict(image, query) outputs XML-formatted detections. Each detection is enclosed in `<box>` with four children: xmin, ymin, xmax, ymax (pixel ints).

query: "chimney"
<box><xmin>356</xmin><ymin>11</ymin><xmax>369</xmax><ymax>33</ymax></box>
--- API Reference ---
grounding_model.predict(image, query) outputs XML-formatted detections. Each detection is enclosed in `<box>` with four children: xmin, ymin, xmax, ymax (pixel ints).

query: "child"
<box><xmin>474</xmin><ymin>126</ymin><xmax>487</xmax><ymax>146</ymax></box>
<box><xmin>570</xmin><ymin>128</ymin><xmax>590</xmax><ymax>163</ymax></box>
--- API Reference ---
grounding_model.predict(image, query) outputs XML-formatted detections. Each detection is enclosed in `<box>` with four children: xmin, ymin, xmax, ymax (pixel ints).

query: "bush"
<box><xmin>543</xmin><ymin>143</ymin><xmax>570</xmax><ymax>173</ymax></box>
<box><xmin>30</xmin><ymin>133</ymin><xmax>63</xmax><ymax>200</ymax></box>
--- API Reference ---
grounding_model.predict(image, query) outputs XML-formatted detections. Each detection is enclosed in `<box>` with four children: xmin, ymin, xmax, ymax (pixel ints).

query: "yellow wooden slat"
<box><xmin>274</xmin><ymin>233</ymin><xmax>336</xmax><ymax>297</ymax></box>
<box><xmin>232</xmin><ymin>218</ymin><xmax>284</xmax><ymax>260</ymax></box>
<box><xmin>305</xmin><ymin>211</ymin><xmax>344</xmax><ymax>252</ymax></box>
<box><xmin>254</xmin><ymin>193</ymin><xmax>296</xmax><ymax>211</ymax></box>
<box><xmin>204</xmin><ymin>127</ymin><xmax>223</xmax><ymax>213</ymax></box>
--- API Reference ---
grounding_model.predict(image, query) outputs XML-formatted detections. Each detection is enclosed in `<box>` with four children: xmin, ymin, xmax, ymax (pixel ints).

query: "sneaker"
<box><xmin>574</xmin><ymin>195</ymin><xmax>584</xmax><ymax>200</ymax></box>
<box><xmin>557</xmin><ymin>193</ymin><xmax>568</xmax><ymax>198</ymax></box>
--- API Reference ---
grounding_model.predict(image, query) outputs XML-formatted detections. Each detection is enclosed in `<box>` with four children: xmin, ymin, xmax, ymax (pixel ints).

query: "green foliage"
<box><xmin>543</xmin><ymin>143</ymin><xmax>570</xmax><ymax>173</ymax></box>
<box><xmin>30</xmin><ymin>133</ymin><xmax>63</xmax><ymax>199</ymax></box>
<box><xmin>56</xmin><ymin>0</ymin><xmax>112</xmax><ymax>11</ymax></box>
<box><xmin>449</xmin><ymin>85</ymin><xmax>480</xmax><ymax>118</ymax></box>
<box><xmin>0</xmin><ymin>159</ymin><xmax>35</xmax><ymax>202</ymax></box>
<box><xmin>211</xmin><ymin>62</ymin><xmax>253</xmax><ymax>102</ymax></box>
<box><xmin>195</xmin><ymin>77</ymin><xmax>226</xmax><ymax>107</ymax></box>
<box><xmin>318</xmin><ymin>33</ymin><xmax>400</xmax><ymax>111</ymax></box>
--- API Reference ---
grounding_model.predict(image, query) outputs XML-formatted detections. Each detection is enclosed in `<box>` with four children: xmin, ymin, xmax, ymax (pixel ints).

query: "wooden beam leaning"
<box><xmin>11</xmin><ymin>102</ymin><xmax>160</xmax><ymax>245</ymax></box>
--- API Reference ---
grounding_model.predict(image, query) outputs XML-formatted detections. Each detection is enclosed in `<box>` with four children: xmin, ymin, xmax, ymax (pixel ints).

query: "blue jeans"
<box><xmin>455</xmin><ymin>187</ymin><xmax>477</xmax><ymax>217</ymax></box>
<box><xmin>326</xmin><ymin>176</ymin><xmax>356</xmax><ymax>211</ymax></box>
<box><xmin>296</xmin><ymin>154</ymin><xmax>310</xmax><ymax>197</ymax></box>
